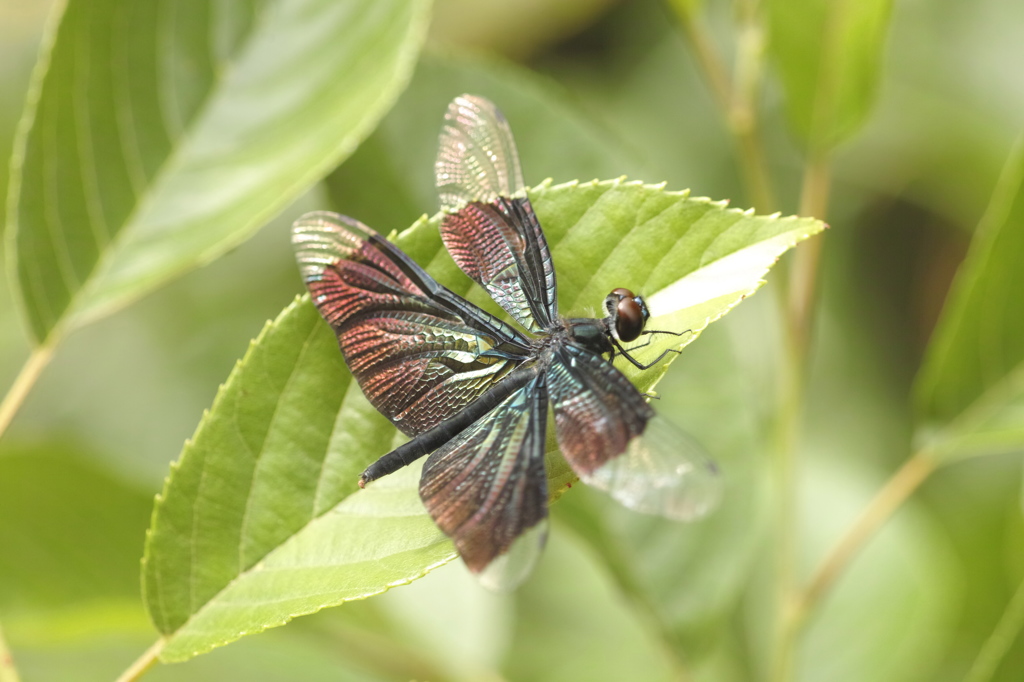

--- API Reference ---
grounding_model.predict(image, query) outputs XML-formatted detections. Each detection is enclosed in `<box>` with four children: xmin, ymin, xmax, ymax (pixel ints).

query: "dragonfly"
<box><xmin>292</xmin><ymin>94</ymin><xmax>721</xmax><ymax>590</ymax></box>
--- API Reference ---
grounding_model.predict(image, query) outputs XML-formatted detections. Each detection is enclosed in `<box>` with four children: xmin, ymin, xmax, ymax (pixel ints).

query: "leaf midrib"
<box><xmin>231</xmin><ymin>317</ymin><xmax>326</xmax><ymax>588</ymax></box>
<box><xmin>66</xmin><ymin>2</ymin><xmax>271</xmax><ymax>332</ymax></box>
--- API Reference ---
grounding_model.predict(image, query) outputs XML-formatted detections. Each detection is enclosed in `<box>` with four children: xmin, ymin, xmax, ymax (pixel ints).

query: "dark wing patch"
<box><xmin>419</xmin><ymin>376</ymin><xmax>549</xmax><ymax>590</ymax></box>
<box><xmin>435</xmin><ymin>95</ymin><xmax>557</xmax><ymax>332</ymax></box>
<box><xmin>548</xmin><ymin>344</ymin><xmax>721</xmax><ymax>521</ymax></box>
<box><xmin>547</xmin><ymin>344</ymin><xmax>654</xmax><ymax>476</ymax></box>
<box><xmin>293</xmin><ymin>211</ymin><xmax>529</xmax><ymax>435</ymax></box>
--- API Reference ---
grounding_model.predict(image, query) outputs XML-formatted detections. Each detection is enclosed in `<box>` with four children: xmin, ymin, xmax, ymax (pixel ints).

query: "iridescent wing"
<box><xmin>419</xmin><ymin>375</ymin><xmax>549</xmax><ymax>591</ymax></box>
<box><xmin>547</xmin><ymin>345</ymin><xmax>721</xmax><ymax>521</ymax></box>
<box><xmin>435</xmin><ymin>95</ymin><xmax>557</xmax><ymax>332</ymax></box>
<box><xmin>292</xmin><ymin>211</ymin><xmax>532</xmax><ymax>436</ymax></box>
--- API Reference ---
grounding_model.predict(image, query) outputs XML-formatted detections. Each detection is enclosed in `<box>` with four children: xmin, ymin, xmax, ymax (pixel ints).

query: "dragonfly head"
<box><xmin>605</xmin><ymin>288</ymin><xmax>650</xmax><ymax>343</ymax></box>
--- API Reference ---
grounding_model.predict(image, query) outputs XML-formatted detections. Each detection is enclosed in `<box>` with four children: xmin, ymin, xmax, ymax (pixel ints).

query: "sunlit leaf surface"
<box><xmin>6</xmin><ymin>0</ymin><xmax>429</xmax><ymax>343</ymax></box>
<box><xmin>3</xmin><ymin>0</ymin><xmax>1023</xmax><ymax>678</ymax></box>
<box><xmin>144</xmin><ymin>296</ymin><xmax>456</xmax><ymax>661</ymax></box>
<box><xmin>143</xmin><ymin>179</ymin><xmax>823</xmax><ymax>661</ymax></box>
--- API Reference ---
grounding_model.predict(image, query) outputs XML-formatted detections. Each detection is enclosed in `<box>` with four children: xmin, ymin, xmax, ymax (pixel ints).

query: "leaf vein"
<box><xmin>74</xmin><ymin>21</ymin><xmax>112</xmax><ymax>251</ymax></box>
<box><xmin>156</xmin><ymin>0</ymin><xmax>184</xmax><ymax>139</ymax></box>
<box><xmin>112</xmin><ymin>5</ymin><xmax>150</xmax><ymax>196</ymax></box>
<box><xmin>235</xmin><ymin>318</ymin><xmax>323</xmax><ymax>571</ymax></box>
<box><xmin>41</xmin><ymin>84</ymin><xmax>79</xmax><ymax>319</ymax></box>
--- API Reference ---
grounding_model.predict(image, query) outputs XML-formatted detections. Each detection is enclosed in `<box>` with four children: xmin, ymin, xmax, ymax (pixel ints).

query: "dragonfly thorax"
<box><xmin>562</xmin><ymin>317</ymin><xmax>615</xmax><ymax>357</ymax></box>
<box><xmin>295</xmin><ymin>94</ymin><xmax>720</xmax><ymax>592</ymax></box>
<box><xmin>556</xmin><ymin>288</ymin><xmax>651</xmax><ymax>358</ymax></box>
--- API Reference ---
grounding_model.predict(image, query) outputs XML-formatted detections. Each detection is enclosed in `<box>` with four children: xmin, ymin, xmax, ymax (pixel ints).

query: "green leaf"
<box><xmin>915</xmin><ymin>136</ymin><xmax>1024</xmax><ymax>461</ymax></box>
<box><xmin>0</xmin><ymin>446</ymin><xmax>152</xmax><ymax>641</ymax></box>
<box><xmin>11</xmin><ymin>624</ymin><xmax>399</xmax><ymax>682</ymax></box>
<box><xmin>325</xmin><ymin>49</ymin><xmax>645</xmax><ymax>233</ymax></box>
<box><xmin>6</xmin><ymin>0</ymin><xmax>430</xmax><ymax>344</ymax></box>
<box><xmin>789</xmin><ymin>275</ymin><xmax>959</xmax><ymax>680</ymax></box>
<box><xmin>553</xmin><ymin>309</ymin><xmax>772</xmax><ymax>654</ymax></box>
<box><xmin>795</xmin><ymin>459</ymin><xmax>957</xmax><ymax>682</ymax></box>
<box><xmin>350</xmin><ymin>179</ymin><xmax>823</xmax><ymax>391</ymax></box>
<box><xmin>666</xmin><ymin>0</ymin><xmax>703</xmax><ymax>20</ymax></box>
<box><xmin>143</xmin><ymin>296</ymin><xmax>456</xmax><ymax>662</ymax></box>
<box><xmin>767</xmin><ymin>0</ymin><xmax>893</xmax><ymax>150</ymax></box>
<box><xmin>144</xmin><ymin>180</ymin><xmax>823</xmax><ymax>661</ymax></box>
<box><xmin>506</xmin><ymin>528</ymin><xmax>680</xmax><ymax>681</ymax></box>
<box><xmin>366</xmin><ymin>560</ymin><xmax>513</xmax><ymax>680</ymax></box>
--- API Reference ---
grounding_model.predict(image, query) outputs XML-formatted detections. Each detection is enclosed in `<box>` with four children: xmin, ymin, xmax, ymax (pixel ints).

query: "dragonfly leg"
<box><xmin>611</xmin><ymin>327</ymin><xmax>692</xmax><ymax>371</ymax></box>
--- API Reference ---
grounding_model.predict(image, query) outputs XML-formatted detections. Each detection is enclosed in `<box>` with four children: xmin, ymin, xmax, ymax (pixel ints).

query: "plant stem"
<box><xmin>963</xmin><ymin>565</ymin><xmax>1024</xmax><ymax>682</ymax></box>
<box><xmin>623</xmin><ymin>584</ymin><xmax>694</xmax><ymax>682</ymax></box>
<box><xmin>770</xmin><ymin>147</ymin><xmax>833</xmax><ymax>682</ymax></box>
<box><xmin>769</xmin><ymin>333</ymin><xmax>803</xmax><ymax>682</ymax></box>
<box><xmin>730</xmin><ymin>0</ymin><xmax>775</xmax><ymax>213</ymax></box>
<box><xmin>670</xmin><ymin>0</ymin><xmax>776</xmax><ymax>213</ymax></box>
<box><xmin>787</xmin><ymin>153</ymin><xmax>831</xmax><ymax>354</ymax></box>
<box><xmin>771</xmin><ymin>289</ymin><xmax>814</xmax><ymax>681</ymax></box>
<box><xmin>114</xmin><ymin>638</ymin><xmax>164</xmax><ymax>682</ymax></box>
<box><xmin>773</xmin><ymin>449</ymin><xmax>937</xmax><ymax>674</ymax></box>
<box><xmin>803</xmin><ymin>451</ymin><xmax>935</xmax><ymax>615</ymax></box>
<box><xmin>0</xmin><ymin>622</ymin><xmax>21</xmax><ymax>682</ymax></box>
<box><xmin>0</xmin><ymin>341</ymin><xmax>57</xmax><ymax>442</ymax></box>
<box><xmin>559</xmin><ymin>513</ymin><xmax>694</xmax><ymax>679</ymax></box>
<box><xmin>301</xmin><ymin>617</ymin><xmax>452</xmax><ymax>682</ymax></box>
<box><xmin>670</xmin><ymin>2</ymin><xmax>731</xmax><ymax>112</ymax></box>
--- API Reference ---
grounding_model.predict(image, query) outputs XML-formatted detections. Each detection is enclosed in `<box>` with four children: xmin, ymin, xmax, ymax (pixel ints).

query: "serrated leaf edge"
<box><xmin>141</xmin><ymin>296</ymin><xmax>304</xmax><ymax>634</ymax></box>
<box><xmin>148</xmin><ymin>178</ymin><xmax>825</xmax><ymax>659</ymax></box>
<box><xmin>145</xmin><ymin>295</ymin><xmax>457</xmax><ymax>661</ymax></box>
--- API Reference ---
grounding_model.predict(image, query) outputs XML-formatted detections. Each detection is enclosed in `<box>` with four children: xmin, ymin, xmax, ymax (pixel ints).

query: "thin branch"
<box><xmin>730</xmin><ymin>0</ymin><xmax>776</xmax><ymax>212</ymax></box>
<box><xmin>299</xmin><ymin>615</ymin><xmax>453</xmax><ymax>682</ymax></box>
<box><xmin>0</xmin><ymin>622</ymin><xmax>21</xmax><ymax>682</ymax></box>
<box><xmin>733</xmin><ymin>118</ymin><xmax>777</xmax><ymax>214</ymax></box>
<box><xmin>802</xmin><ymin>450</ymin><xmax>936</xmax><ymax>626</ymax></box>
<box><xmin>0</xmin><ymin>341</ymin><xmax>57</xmax><ymax>442</ymax></box>
<box><xmin>768</xmin><ymin>332</ymin><xmax>804</xmax><ymax>682</ymax></box>
<box><xmin>963</xmin><ymin>567</ymin><xmax>1024</xmax><ymax>682</ymax></box>
<box><xmin>622</xmin><ymin>585</ymin><xmax>695</xmax><ymax>682</ymax></box>
<box><xmin>786</xmin><ymin>152</ymin><xmax>831</xmax><ymax>358</ymax></box>
<box><xmin>771</xmin><ymin>451</ymin><xmax>935</xmax><ymax>681</ymax></box>
<box><xmin>670</xmin><ymin>2</ymin><xmax>731</xmax><ymax>111</ymax></box>
<box><xmin>114</xmin><ymin>638</ymin><xmax>164</xmax><ymax>682</ymax></box>
<box><xmin>669</xmin><ymin>0</ymin><xmax>776</xmax><ymax>213</ymax></box>
<box><xmin>769</xmin><ymin>135</ymin><xmax>836</xmax><ymax>682</ymax></box>
<box><xmin>556</xmin><ymin>513</ymin><xmax>694</xmax><ymax>680</ymax></box>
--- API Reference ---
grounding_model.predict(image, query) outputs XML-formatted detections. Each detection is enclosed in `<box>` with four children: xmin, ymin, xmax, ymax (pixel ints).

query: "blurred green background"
<box><xmin>1</xmin><ymin>0</ymin><xmax>1023</xmax><ymax>680</ymax></box>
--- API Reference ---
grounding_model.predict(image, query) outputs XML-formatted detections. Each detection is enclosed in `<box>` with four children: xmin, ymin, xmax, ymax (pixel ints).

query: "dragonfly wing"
<box><xmin>548</xmin><ymin>345</ymin><xmax>721</xmax><ymax>521</ymax></box>
<box><xmin>419</xmin><ymin>375</ymin><xmax>549</xmax><ymax>591</ymax></box>
<box><xmin>435</xmin><ymin>95</ymin><xmax>557</xmax><ymax>332</ymax></box>
<box><xmin>293</xmin><ymin>211</ymin><xmax>530</xmax><ymax>435</ymax></box>
<box><xmin>436</xmin><ymin>94</ymin><xmax>524</xmax><ymax>210</ymax></box>
<box><xmin>582</xmin><ymin>415</ymin><xmax>722</xmax><ymax>521</ymax></box>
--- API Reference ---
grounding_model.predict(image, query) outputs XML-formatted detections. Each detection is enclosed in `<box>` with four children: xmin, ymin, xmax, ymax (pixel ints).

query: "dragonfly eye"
<box><xmin>606</xmin><ymin>288</ymin><xmax>649</xmax><ymax>342</ymax></box>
